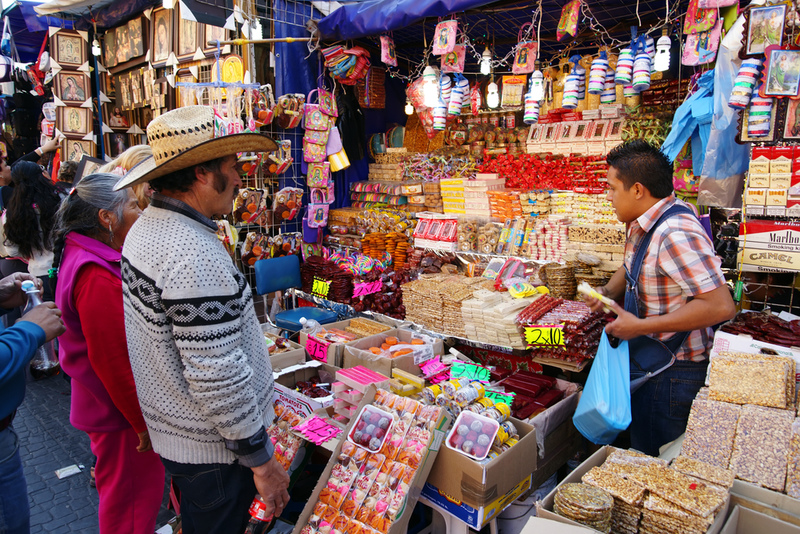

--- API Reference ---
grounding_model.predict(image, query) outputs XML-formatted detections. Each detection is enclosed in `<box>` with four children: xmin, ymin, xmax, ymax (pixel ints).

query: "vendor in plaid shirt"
<box><xmin>584</xmin><ymin>140</ymin><xmax>736</xmax><ymax>455</ymax></box>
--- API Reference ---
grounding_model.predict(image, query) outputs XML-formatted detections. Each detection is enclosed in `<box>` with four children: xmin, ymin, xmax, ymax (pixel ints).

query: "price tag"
<box><xmin>524</xmin><ymin>324</ymin><xmax>565</xmax><ymax>348</ymax></box>
<box><xmin>294</xmin><ymin>416</ymin><xmax>342</xmax><ymax>445</ymax></box>
<box><xmin>420</xmin><ymin>357</ymin><xmax>447</xmax><ymax>377</ymax></box>
<box><xmin>450</xmin><ymin>361</ymin><xmax>491</xmax><ymax>383</ymax></box>
<box><xmin>311</xmin><ymin>277</ymin><xmax>331</xmax><ymax>298</ymax></box>
<box><xmin>485</xmin><ymin>389</ymin><xmax>515</xmax><ymax>405</ymax></box>
<box><xmin>353</xmin><ymin>280</ymin><xmax>382</xmax><ymax>298</ymax></box>
<box><xmin>306</xmin><ymin>337</ymin><xmax>330</xmax><ymax>363</ymax></box>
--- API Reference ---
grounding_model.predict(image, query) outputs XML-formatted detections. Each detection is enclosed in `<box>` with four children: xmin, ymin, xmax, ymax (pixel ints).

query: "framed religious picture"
<box><xmin>115</xmin><ymin>23</ymin><xmax>131</xmax><ymax>65</ymax></box>
<box><xmin>129</xmin><ymin>71</ymin><xmax>143</xmax><ymax>107</ymax></box>
<box><xmin>203</xmin><ymin>24</ymin><xmax>228</xmax><ymax>52</ymax></box>
<box><xmin>118</xmin><ymin>74</ymin><xmax>132</xmax><ymax>110</ymax></box>
<box><xmin>151</xmin><ymin>8</ymin><xmax>173</xmax><ymax>64</ymax></box>
<box><xmin>784</xmin><ymin>98</ymin><xmax>800</xmax><ymax>139</ymax></box>
<box><xmin>177</xmin><ymin>17</ymin><xmax>198</xmax><ymax>59</ymax></box>
<box><xmin>107</xmin><ymin>105</ymin><xmax>130</xmax><ymax>129</ymax></box>
<box><xmin>58</xmin><ymin>106</ymin><xmax>92</xmax><ymax>136</ymax></box>
<box><xmin>142</xmin><ymin>68</ymin><xmax>154</xmax><ymax>102</ymax></box>
<box><xmin>177</xmin><ymin>73</ymin><xmax>197</xmax><ymax>107</ymax></box>
<box><xmin>103</xmin><ymin>28</ymin><xmax>117</xmax><ymax>68</ymax></box>
<box><xmin>104</xmin><ymin>73</ymin><xmax>116</xmax><ymax>99</ymax></box>
<box><xmin>54</xmin><ymin>32</ymin><xmax>85</xmax><ymax>67</ymax></box>
<box><xmin>63</xmin><ymin>138</ymin><xmax>95</xmax><ymax>162</ymax></box>
<box><xmin>128</xmin><ymin>17</ymin><xmax>145</xmax><ymax>59</ymax></box>
<box><xmin>764</xmin><ymin>45</ymin><xmax>800</xmax><ymax>97</ymax></box>
<box><xmin>106</xmin><ymin>132</ymin><xmax>130</xmax><ymax>157</ymax></box>
<box><xmin>75</xmin><ymin>155</ymin><xmax>105</xmax><ymax>183</ymax></box>
<box><xmin>56</xmin><ymin>72</ymin><xmax>88</xmax><ymax>103</ymax></box>
<box><xmin>743</xmin><ymin>3</ymin><xmax>788</xmax><ymax>58</ymax></box>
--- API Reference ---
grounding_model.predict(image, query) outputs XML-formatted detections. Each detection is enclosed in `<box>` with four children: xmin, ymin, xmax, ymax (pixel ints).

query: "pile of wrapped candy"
<box><xmin>516</xmin><ymin>295</ymin><xmax>608</xmax><ymax>364</ymax></box>
<box><xmin>301</xmin><ymin>391</ymin><xmax>443</xmax><ymax>534</ymax></box>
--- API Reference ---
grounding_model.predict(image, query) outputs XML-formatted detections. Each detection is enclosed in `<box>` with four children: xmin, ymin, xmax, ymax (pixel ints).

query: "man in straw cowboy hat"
<box><xmin>114</xmin><ymin>106</ymin><xmax>289</xmax><ymax>533</ymax></box>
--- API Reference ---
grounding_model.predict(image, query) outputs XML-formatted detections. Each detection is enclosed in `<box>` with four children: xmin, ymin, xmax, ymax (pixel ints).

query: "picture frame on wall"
<box><xmin>743</xmin><ymin>3</ymin><xmax>788</xmax><ymax>58</ymax></box>
<box><xmin>784</xmin><ymin>98</ymin><xmax>800</xmax><ymax>139</ymax></box>
<box><xmin>129</xmin><ymin>71</ymin><xmax>143</xmax><ymax>107</ymax></box>
<box><xmin>118</xmin><ymin>74</ymin><xmax>132</xmax><ymax>110</ymax></box>
<box><xmin>58</xmin><ymin>106</ymin><xmax>92</xmax><ymax>136</ymax></box>
<box><xmin>54</xmin><ymin>32</ymin><xmax>85</xmax><ymax>67</ymax></box>
<box><xmin>103</xmin><ymin>28</ymin><xmax>117</xmax><ymax>68</ymax></box>
<box><xmin>177</xmin><ymin>17</ymin><xmax>198</xmax><ymax>59</ymax></box>
<box><xmin>106</xmin><ymin>132</ymin><xmax>130</xmax><ymax>157</ymax></box>
<box><xmin>115</xmin><ymin>24</ymin><xmax>131</xmax><ymax>65</ymax></box>
<box><xmin>177</xmin><ymin>73</ymin><xmax>197</xmax><ymax>107</ymax></box>
<box><xmin>63</xmin><ymin>138</ymin><xmax>95</xmax><ymax>162</ymax></box>
<box><xmin>142</xmin><ymin>68</ymin><xmax>154</xmax><ymax>103</ymax></box>
<box><xmin>104</xmin><ymin>73</ymin><xmax>116</xmax><ymax>99</ymax></box>
<box><xmin>107</xmin><ymin>105</ymin><xmax>129</xmax><ymax>129</ymax></box>
<box><xmin>203</xmin><ymin>24</ymin><xmax>228</xmax><ymax>52</ymax></box>
<box><xmin>152</xmin><ymin>8</ymin><xmax>173</xmax><ymax>64</ymax></box>
<box><xmin>56</xmin><ymin>72</ymin><xmax>88</xmax><ymax>103</ymax></box>
<box><xmin>763</xmin><ymin>45</ymin><xmax>800</xmax><ymax>97</ymax></box>
<box><xmin>128</xmin><ymin>17</ymin><xmax>145</xmax><ymax>59</ymax></box>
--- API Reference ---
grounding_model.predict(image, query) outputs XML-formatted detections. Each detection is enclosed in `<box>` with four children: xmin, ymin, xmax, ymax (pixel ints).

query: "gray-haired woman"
<box><xmin>51</xmin><ymin>173</ymin><xmax>164</xmax><ymax>534</ymax></box>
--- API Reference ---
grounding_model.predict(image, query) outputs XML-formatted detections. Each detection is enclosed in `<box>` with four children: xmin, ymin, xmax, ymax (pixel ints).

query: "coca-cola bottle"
<box><xmin>243</xmin><ymin>494</ymin><xmax>273</xmax><ymax>534</ymax></box>
<box><xmin>22</xmin><ymin>280</ymin><xmax>60</xmax><ymax>379</ymax></box>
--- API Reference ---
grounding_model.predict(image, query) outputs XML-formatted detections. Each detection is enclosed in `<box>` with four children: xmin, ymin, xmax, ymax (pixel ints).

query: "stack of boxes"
<box><xmin>486</xmin><ymin>190</ymin><xmax>523</xmax><ymax>219</ymax></box>
<box><xmin>332</xmin><ymin>366</ymin><xmax>390</xmax><ymax>422</ymax></box>
<box><xmin>463</xmin><ymin>174</ymin><xmax>505</xmax><ymax>217</ymax></box>
<box><xmin>745</xmin><ymin>146</ymin><xmax>799</xmax><ymax>217</ymax></box>
<box><xmin>441</xmin><ymin>177</ymin><xmax>465</xmax><ymax>214</ymax></box>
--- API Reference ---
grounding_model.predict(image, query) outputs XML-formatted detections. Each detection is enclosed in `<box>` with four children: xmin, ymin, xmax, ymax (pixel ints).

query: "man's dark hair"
<box><xmin>606</xmin><ymin>140</ymin><xmax>674</xmax><ymax>199</ymax></box>
<box><xmin>149</xmin><ymin>157</ymin><xmax>226</xmax><ymax>193</ymax></box>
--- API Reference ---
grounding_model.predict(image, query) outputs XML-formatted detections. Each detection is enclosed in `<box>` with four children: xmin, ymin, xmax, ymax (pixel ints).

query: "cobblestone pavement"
<box><xmin>13</xmin><ymin>374</ymin><xmax>174</xmax><ymax>534</ymax></box>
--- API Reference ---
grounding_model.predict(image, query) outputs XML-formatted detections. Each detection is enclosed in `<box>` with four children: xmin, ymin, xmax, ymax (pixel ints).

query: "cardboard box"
<box><xmin>426</xmin><ymin>417</ymin><xmax>538</xmax><ymax>510</ymax></box>
<box><xmin>730</xmin><ymin>480</ymin><xmax>800</xmax><ymax>528</ymax></box>
<box><xmin>299</xmin><ymin>319</ymin><xmax>391</xmax><ymax>367</ymax></box>
<box><xmin>518</xmin><ymin>516</ymin><xmax>592</xmax><ymax>533</ymax></box>
<box><xmin>290</xmin><ymin>386</ymin><xmax>451</xmax><ymax>534</ymax></box>
<box><xmin>530</xmin><ymin>380</ymin><xmax>581</xmax><ymax>458</ymax></box>
<box><xmin>272</xmin><ymin>351</ymin><xmax>338</xmax><ymax>418</ymax></box>
<box><xmin>343</xmin><ymin>328</ymin><xmax>444</xmax><ymax>377</ymax></box>
<box><xmin>419</xmin><ymin>475</ymin><xmax>532</xmax><ymax>530</ymax></box>
<box><xmin>537</xmin><ymin>446</ymin><xmax>730</xmax><ymax>533</ymax></box>
<box><xmin>721</xmin><ymin>505</ymin><xmax>800</xmax><ymax>534</ymax></box>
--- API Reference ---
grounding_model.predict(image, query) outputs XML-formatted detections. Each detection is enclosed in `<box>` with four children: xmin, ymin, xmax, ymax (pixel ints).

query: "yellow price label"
<box><xmin>524</xmin><ymin>324</ymin><xmax>565</xmax><ymax>348</ymax></box>
<box><xmin>311</xmin><ymin>277</ymin><xmax>331</xmax><ymax>298</ymax></box>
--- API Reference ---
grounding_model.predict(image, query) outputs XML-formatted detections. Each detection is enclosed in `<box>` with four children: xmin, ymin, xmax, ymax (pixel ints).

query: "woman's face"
<box><xmin>114</xmin><ymin>189</ymin><xmax>143</xmax><ymax>247</ymax></box>
<box><xmin>158</xmin><ymin>24</ymin><xmax>167</xmax><ymax>46</ymax></box>
<box><xmin>67</xmin><ymin>77</ymin><xmax>75</xmax><ymax>88</ymax></box>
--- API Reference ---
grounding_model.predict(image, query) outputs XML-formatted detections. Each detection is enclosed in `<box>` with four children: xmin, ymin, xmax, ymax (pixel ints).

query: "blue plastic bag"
<box><xmin>572</xmin><ymin>331</ymin><xmax>632</xmax><ymax>444</ymax></box>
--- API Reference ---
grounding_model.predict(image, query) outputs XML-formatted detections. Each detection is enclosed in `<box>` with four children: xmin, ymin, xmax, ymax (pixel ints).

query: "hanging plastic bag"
<box><xmin>441</xmin><ymin>44</ymin><xmax>466</xmax><ymax>74</ymax></box>
<box><xmin>432</xmin><ymin>20</ymin><xmax>458</xmax><ymax>55</ymax></box>
<box><xmin>380</xmin><ymin>35</ymin><xmax>397</xmax><ymax>67</ymax></box>
<box><xmin>572</xmin><ymin>331</ymin><xmax>632</xmax><ymax>445</ymax></box>
<box><xmin>513</xmin><ymin>24</ymin><xmax>538</xmax><ymax>74</ymax></box>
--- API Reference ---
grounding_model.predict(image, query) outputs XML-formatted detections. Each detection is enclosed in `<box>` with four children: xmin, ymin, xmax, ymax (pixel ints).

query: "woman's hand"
<box><xmin>136</xmin><ymin>430</ymin><xmax>153</xmax><ymax>452</ymax></box>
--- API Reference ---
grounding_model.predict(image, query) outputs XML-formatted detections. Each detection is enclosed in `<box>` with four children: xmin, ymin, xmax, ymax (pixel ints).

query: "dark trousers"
<box><xmin>161</xmin><ymin>458</ymin><xmax>256</xmax><ymax>534</ymax></box>
<box><xmin>629</xmin><ymin>359</ymin><xmax>708</xmax><ymax>456</ymax></box>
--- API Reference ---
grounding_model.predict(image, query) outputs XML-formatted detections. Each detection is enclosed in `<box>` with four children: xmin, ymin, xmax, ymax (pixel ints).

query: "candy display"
<box><xmin>348</xmin><ymin>405</ymin><xmax>395</xmax><ymax>453</ymax></box>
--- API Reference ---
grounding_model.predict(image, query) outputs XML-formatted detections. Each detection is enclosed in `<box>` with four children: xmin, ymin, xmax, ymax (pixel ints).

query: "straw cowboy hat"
<box><xmin>114</xmin><ymin>105</ymin><xmax>277</xmax><ymax>191</ymax></box>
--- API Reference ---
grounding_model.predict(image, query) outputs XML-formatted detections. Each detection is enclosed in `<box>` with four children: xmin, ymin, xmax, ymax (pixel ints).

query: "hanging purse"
<box><xmin>307</xmin><ymin>189</ymin><xmax>329</xmax><ymax>228</ymax></box>
<box><xmin>513</xmin><ymin>24</ymin><xmax>538</xmax><ymax>75</ymax></box>
<box><xmin>318</xmin><ymin>86</ymin><xmax>338</xmax><ymax>118</ymax></box>
<box><xmin>307</xmin><ymin>161</ymin><xmax>330</xmax><ymax>188</ymax></box>
<box><xmin>432</xmin><ymin>20</ymin><xmax>458</xmax><ymax>55</ymax></box>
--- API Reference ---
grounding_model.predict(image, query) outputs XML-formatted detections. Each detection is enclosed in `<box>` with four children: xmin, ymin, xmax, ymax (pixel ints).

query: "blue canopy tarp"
<box><xmin>316</xmin><ymin>0</ymin><xmax>494</xmax><ymax>41</ymax></box>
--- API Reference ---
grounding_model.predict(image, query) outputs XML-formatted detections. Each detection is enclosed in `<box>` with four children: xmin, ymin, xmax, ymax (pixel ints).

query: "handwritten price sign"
<box><xmin>353</xmin><ymin>280</ymin><xmax>382</xmax><ymax>298</ymax></box>
<box><xmin>294</xmin><ymin>416</ymin><xmax>342</xmax><ymax>445</ymax></box>
<box><xmin>306</xmin><ymin>337</ymin><xmax>331</xmax><ymax>363</ymax></box>
<box><xmin>524</xmin><ymin>324</ymin><xmax>565</xmax><ymax>348</ymax></box>
<box><xmin>450</xmin><ymin>361</ymin><xmax>491</xmax><ymax>383</ymax></box>
<box><xmin>311</xmin><ymin>277</ymin><xmax>331</xmax><ymax>298</ymax></box>
<box><xmin>485</xmin><ymin>389</ymin><xmax>515</xmax><ymax>405</ymax></box>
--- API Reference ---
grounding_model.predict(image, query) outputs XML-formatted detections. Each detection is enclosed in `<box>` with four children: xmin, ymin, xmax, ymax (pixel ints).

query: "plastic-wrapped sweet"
<box><xmin>470</xmin><ymin>420</ymin><xmax>484</xmax><ymax>433</ymax></box>
<box><xmin>477</xmin><ymin>434</ymin><xmax>491</xmax><ymax>447</ymax></box>
<box><xmin>365</xmin><ymin>424</ymin><xmax>376</xmax><ymax>435</ymax></box>
<box><xmin>462</xmin><ymin>440</ymin><xmax>474</xmax><ymax>454</ymax></box>
<box><xmin>369</xmin><ymin>437</ymin><xmax>382</xmax><ymax>450</ymax></box>
<box><xmin>456</xmin><ymin>424</ymin><xmax>469</xmax><ymax>436</ymax></box>
<box><xmin>378</xmin><ymin>417</ymin><xmax>390</xmax><ymax>429</ymax></box>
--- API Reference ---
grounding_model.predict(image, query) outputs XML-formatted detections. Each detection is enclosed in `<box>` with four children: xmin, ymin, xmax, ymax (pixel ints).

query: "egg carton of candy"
<box><xmin>446</xmin><ymin>411</ymin><xmax>499</xmax><ymax>461</ymax></box>
<box><xmin>348</xmin><ymin>405</ymin><xmax>395</xmax><ymax>453</ymax></box>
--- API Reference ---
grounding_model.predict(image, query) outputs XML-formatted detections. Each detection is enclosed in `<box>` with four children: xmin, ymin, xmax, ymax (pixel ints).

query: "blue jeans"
<box><xmin>161</xmin><ymin>458</ymin><xmax>256</xmax><ymax>534</ymax></box>
<box><xmin>0</xmin><ymin>427</ymin><xmax>29</xmax><ymax>534</ymax></box>
<box><xmin>630</xmin><ymin>359</ymin><xmax>708</xmax><ymax>456</ymax></box>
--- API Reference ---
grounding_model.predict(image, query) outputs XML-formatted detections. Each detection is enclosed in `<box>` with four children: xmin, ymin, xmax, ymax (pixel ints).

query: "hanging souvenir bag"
<box><xmin>513</xmin><ymin>24</ymin><xmax>538</xmax><ymax>74</ymax></box>
<box><xmin>683</xmin><ymin>0</ymin><xmax>718</xmax><ymax>34</ymax></box>
<box><xmin>318</xmin><ymin>86</ymin><xmax>338</xmax><ymax>118</ymax></box>
<box><xmin>307</xmin><ymin>189</ymin><xmax>329</xmax><ymax>228</ymax></box>
<box><xmin>307</xmin><ymin>161</ymin><xmax>331</xmax><ymax>188</ymax></box>
<box><xmin>432</xmin><ymin>20</ymin><xmax>458</xmax><ymax>55</ymax></box>
<box><xmin>303</xmin><ymin>90</ymin><xmax>330</xmax><ymax>130</ymax></box>
<box><xmin>276</xmin><ymin>93</ymin><xmax>305</xmax><ymax>129</ymax></box>
<box><xmin>441</xmin><ymin>44</ymin><xmax>466</xmax><ymax>73</ymax></box>
<box><xmin>557</xmin><ymin>0</ymin><xmax>581</xmax><ymax>41</ymax></box>
<box><xmin>682</xmin><ymin>18</ymin><xmax>722</xmax><ymax>66</ymax></box>
<box><xmin>380</xmin><ymin>34</ymin><xmax>398</xmax><ymax>67</ymax></box>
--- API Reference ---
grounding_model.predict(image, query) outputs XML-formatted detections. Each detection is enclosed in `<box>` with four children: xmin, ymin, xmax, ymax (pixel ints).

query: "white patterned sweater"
<box><xmin>121</xmin><ymin>204</ymin><xmax>274</xmax><ymax>465</ymax></box>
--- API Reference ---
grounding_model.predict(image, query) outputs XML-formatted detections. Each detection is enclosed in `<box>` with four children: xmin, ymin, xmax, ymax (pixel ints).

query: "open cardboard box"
<box><xmin>528</xmin><ymin>379</ymin><xmax>581</xmax><ymax>459</ymax></box>
<box><xmin>272</xmin><ymin>350</ymin><xmax>338</xmax><ymax>418</ymax></box>
<box><xmin>425</xmin><ymin>417</ymin><xmax>537</xmax><ymax>510</ymax></box>
<box><xmin>730</xmin><ymin>480</ymin><xmax>800</xmax><ymax>528</ymax></box>
<box><xmin>518</xmin><ymin>516</ymin><xmax>592</xmax><ymax>533</ymax></box>
<box><xmin>537</xmin><ymin>446</ymin><xmax>730</xmax><ymax>533</ymax></box>
<box><xmin>299</xmin><ymin>319</ymin><xmax>392</xmax><ymax>367</ymax></box>
<box><xmin>291</xmin><ymin>385</ymin><xmax>452</xmax><ymax>534</ymax></box>
<box><xmin>721</xmin><ymin>505</ymin><xmax>800</xmax><ymax>534</ymax></box>
<box><xmin>343</xmin><ymin>328</ymin><xmax>444</xmax><ymax>377</ymax></box>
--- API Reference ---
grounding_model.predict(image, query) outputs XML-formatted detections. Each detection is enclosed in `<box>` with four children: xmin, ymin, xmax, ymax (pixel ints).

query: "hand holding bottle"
<box><xmin>19</xmin><ymin>303</ymin><xmax>64</xmax><ymax>342</ymax></box>
<box><xmin>0</xmin><ymin>273</ymin><xmax>42</xmax><ymax>309</ymax></box>
<box><xmin>251</xmin><ymin>456</ymin><xmax>290</xmax><ymax>519</ymax></box>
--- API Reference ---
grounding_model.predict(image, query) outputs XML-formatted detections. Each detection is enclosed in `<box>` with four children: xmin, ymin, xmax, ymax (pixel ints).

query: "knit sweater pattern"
<box><xmin>121</xmin><ymin>205</ymin><xmax>274</xmax><ymax>465</ymax></box>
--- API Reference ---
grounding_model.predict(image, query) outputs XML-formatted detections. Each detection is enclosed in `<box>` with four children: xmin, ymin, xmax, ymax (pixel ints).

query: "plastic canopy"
<box><xmin>316</xmin><ymin>0</ymin><xmax>494</xmax><ymax>41</ymax></box>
